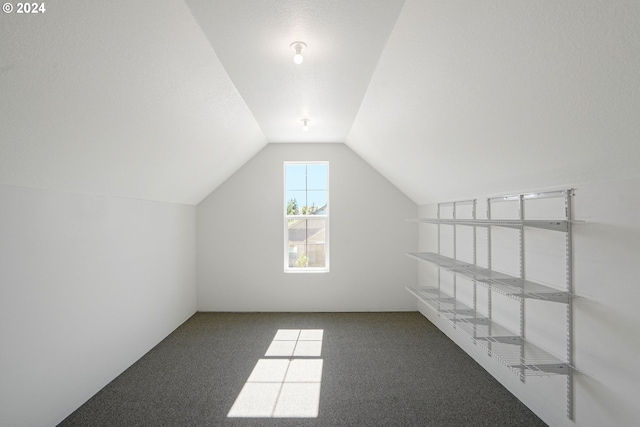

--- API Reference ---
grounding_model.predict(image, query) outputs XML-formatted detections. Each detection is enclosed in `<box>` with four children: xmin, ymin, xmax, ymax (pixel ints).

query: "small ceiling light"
<box><xmin>301</xmin><ymin>118</ymin><xmax>310</xmax><ymax>131</ymax></box>
<box><xmin>290</xmin><ymin>41</ymin><xmax>307</xmax><ymax>64</ymax></box>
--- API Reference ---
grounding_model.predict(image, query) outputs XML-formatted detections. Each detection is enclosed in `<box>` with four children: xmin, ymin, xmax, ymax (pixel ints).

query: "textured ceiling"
<box><xmin>347</xmin><ymin>0</ymin><xmax>640</xmax><ymax>204</ymax></box>
<box><xmin>0</xmin><ymin>0</ymin><xmax>266</xmax><ymax>204</ymax></box>
<box><xmin>184</xmin><ymin>0</ymin><xmax>405</xmax><ymax>143</ymax></box>
<box><xmin>1</xmin><ymin>0</ymin><xmax>639</xmax><ymax>205</ymax></box>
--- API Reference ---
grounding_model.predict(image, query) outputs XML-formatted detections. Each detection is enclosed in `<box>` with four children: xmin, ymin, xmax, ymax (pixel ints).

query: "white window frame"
<box><xmin>283</xmin><ymin>161</ymin><xmax>330</xmax><ymax>273</ymax></box>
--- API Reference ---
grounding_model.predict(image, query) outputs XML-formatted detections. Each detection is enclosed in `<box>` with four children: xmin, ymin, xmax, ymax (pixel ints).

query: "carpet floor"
<box><xmin>58</xmin><ymin>312</ymin><xmax>548</xmax><ymax>427</ymax></box>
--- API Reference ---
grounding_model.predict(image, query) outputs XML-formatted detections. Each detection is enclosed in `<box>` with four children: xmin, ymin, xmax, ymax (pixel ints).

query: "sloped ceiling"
<box><xmin>184</xmin><ymin>0</ymin><xmax>405</xmax><ymax>143</ymax></box>
<box><xmin>347</xmin><ymin>0</ymin><xmax>640</xmax><ymax>204</ymax></box>
<box><xmin>1</xmin><ymin>0</ymin><xmax>639</xmax><ymax>205</ymax></box>
<box><xmin>0</xmin><ymin>0</ymin><xmax>266</xmax><ymax>205</ymax></box>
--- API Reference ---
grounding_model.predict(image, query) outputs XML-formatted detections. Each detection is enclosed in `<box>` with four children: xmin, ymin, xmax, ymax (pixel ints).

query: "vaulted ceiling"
<box><xmin>1</xmin><ymin>0</ymin><xmax>639</xmax><ymax>205</ymax></box>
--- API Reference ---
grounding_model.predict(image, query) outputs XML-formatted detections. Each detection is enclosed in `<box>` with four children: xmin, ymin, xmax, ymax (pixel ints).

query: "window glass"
<box><xmin>284</xmin><ymin>163</ymin><xmax>329</xmax><ymax>272</ymax></box>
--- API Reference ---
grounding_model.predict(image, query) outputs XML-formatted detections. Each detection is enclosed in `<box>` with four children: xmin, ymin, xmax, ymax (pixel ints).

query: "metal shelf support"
<box><xmin>408</xmin><ymin>189</ymin><xmax>578</xmax><ymax>420</ymax></box>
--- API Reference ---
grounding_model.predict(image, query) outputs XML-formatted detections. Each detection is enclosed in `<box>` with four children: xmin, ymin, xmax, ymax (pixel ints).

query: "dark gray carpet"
<box><xmin>58</xmin><ymin>312</ymin><xmax>547</xmax><ymax>427</ymax></box>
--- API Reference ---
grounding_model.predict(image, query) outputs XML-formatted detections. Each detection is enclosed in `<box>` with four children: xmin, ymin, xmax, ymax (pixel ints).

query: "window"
<box><xmin>284</xmin><ymin>162</ymin><xmax>329</xmax><ymax>272</ymax></box>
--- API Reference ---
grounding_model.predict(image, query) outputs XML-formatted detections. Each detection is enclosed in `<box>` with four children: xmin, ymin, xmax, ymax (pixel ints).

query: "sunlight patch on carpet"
<box><xmin>228</xmin><ymin>329</ymin><xmax>324</xmax><ymax>418</ymax></box>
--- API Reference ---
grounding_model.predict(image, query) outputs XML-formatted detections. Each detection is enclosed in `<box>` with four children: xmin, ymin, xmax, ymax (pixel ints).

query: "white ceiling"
<box><xmin>347</xmin><ymin>0</ymin><xmax>640</xmax><ymax>204</ymax></box>
<box><xmin>185</xmin><ymin>0</ymin><xmax>405</xmax><ymax>143</ymax></box>
<box><xmin>0</xmin><ymin>0</ymin><xmax>266</xmax><ymax>205</ymax></box>
<box><xmin>1</xmin><ymin>0</ymin><xmax>639</xmax><ymax>205</ymax></box>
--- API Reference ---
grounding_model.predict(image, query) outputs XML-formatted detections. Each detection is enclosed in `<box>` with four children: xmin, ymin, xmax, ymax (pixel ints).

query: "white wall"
<box><xmin>415</xmin><ymin>176</ymin><xmax>640</xmax><ymax>427</ymax></box>
<box><xmin>0</xmin><ymin>185</ymin><xmax>197</xmax><ymax>427</ymax></box>
<box><xmin>197</xmin><ymin>143</ymin><xmax>417</xmax><ymax>311</ymax></box>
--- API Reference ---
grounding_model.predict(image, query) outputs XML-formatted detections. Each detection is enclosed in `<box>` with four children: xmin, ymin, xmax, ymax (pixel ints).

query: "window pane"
<box><xmin>306</xmin><ymin>164</ymin><xmax>328</xmax><ymax>190</ymax></box>
<box><xmin>306</xmin><ymin>191</ymin><xmax>327</xmax><ymax>215</ymax></box>
<box><xmin>285</xmin><ymin>191</ymin><xmax>307</xmax><ymax>214</ymax></box>
<box><xmin>306</xmin><ymin>219</ymin><xmax>326</xmax><ymax>268</ymax></box>
<box><xmin>287</xmin><ymin>218</ymin><xmax>326</xmax><ymax>268</ymax></box>
<box><xmin>285</xmin><ymin>164</ymin><xmax>306</xmax><ymax>191</ymax></box>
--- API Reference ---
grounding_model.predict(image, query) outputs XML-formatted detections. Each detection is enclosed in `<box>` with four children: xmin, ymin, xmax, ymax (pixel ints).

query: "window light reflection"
<box><xmin>227</xmin><ymin>329</ymin><xmax>324</xmax><ymax>418</ymax></box>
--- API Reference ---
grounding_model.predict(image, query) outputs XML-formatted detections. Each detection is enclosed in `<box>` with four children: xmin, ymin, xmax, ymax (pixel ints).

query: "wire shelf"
<box><xmin>408</xmin><ymin>189</ymin><xmax>578</xmax><ymax>419</ymax></box>
<box><xmin>407</xmin><ymin>217</ymin><xmax>576</xmax><ymax>232</ymax></box>
<box><xmin>406</xmin><ymin>286</ymin><xmax>574</xmax><ymax>378</ymax></box>
<box><xmin>406</xmin><ymin>252</ymin><xmax>570</xmax><ymax>303</ymax></box>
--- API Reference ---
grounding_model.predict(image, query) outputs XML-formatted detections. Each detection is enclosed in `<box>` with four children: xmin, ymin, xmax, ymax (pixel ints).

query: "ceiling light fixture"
<box><xmin>301</xmin><ymin>118</ymin><xmax>310</xmax><ymax>131</ymax></box>
<box><xmin>290</xmin><ymin>41</ymin><xmax>307</xmax><ymax>64</ymax></box>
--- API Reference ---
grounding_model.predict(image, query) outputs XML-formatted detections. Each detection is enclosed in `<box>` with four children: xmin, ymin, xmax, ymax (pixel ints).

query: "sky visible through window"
<box><xmin>285</xmin><ymin>164</ymin><xmax>328</xmax><ymax>213</ymax></box>
<box><xmin>285</xmin><ymin>162</ymin><xmax>329</xmax><ymax>271</ymax></box>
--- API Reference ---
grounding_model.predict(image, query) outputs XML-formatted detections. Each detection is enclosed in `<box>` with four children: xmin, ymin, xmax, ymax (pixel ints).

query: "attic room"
<box><xmin>1</xmin><ymin>1</ymin><xmax>639</xmax><ymax>426</ymax></box>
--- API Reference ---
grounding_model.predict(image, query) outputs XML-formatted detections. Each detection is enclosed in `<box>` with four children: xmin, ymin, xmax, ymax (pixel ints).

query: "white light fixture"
<box><xmin>301</xmin><ymin>118</ymin><xmax>310</xmax><ymax>131</ymax></box>
<box><xmin>290</xmin><ymin>41</ymin><xmax>307</xmax><ymax>64</ymax></box>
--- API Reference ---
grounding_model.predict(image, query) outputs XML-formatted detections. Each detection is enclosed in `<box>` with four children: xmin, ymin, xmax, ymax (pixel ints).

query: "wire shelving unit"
<box><xmin>406</xmin><ymin>189</ymin><xmax>578</xmax><ymax>419</ymax></box>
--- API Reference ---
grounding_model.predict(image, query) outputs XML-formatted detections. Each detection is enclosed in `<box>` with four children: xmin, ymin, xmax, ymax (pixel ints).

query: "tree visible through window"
<box><xmin>284</xmin><ymin>162</ymin><xmax>329</xmax><ymax>272</ymax></box>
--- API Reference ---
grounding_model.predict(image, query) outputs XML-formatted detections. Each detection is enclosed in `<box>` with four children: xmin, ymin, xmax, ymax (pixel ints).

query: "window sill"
<box><xmin>284</xmin><ymin>269</ymin><xmax>330</xmax><ymax>274</ymax></box>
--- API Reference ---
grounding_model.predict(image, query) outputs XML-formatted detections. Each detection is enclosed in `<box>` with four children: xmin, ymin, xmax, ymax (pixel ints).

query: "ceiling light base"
<box><xmin>290</xmin><ymin>41</ymin><xmax>307</xmax><ymax>64</ymax></box>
